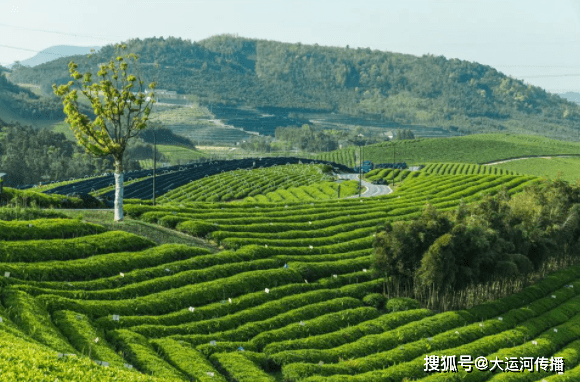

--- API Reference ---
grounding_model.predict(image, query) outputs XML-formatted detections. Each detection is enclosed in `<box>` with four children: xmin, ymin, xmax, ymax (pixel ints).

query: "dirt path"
<box><xmin>484</xmin><ymin>155</ymin><xmax>575</xmax><ymax>166</ymax></box>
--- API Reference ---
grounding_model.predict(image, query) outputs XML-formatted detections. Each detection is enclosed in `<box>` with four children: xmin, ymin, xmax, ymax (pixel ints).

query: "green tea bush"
<box><xmin>107</xmin><ymin>330</ymin><xmax>186</xmax><ymax>380</ymax></box>
<box><xmin>362</xmin><ymin>293</ymin><xmax>386</xmax><ymax>309</ymax></box>
<box><xmin>0</xmin><ymin>219</ymin><xmax>106</xmax><ymax>241</ymax></box>
<box><xmin>210</xmin><ymin>352</ymin><xmax>275</xmax><ymax>382</ymax></box>
<box><xmin>263</xmin><ymin>309</ymin><xmax>434</xmax><ymax>355</ymax></box>
<box><xmin>39</xmin><ymin>268</ymin><xmax>304</xmax><ymax>316</ymax></box>
<box><xmin>151</xmin><ymin>338</ymin><xmax>227</xmax><ymax>382</ymax></box>
<box><xmin>386</xmin><ymin>297</ymin><xmax>421</xmax><ymax>312</ymax></box>
<box><xmin>175</xmin><ymin>220</ymin><xmax>218</xmax><ymax>237</ymax></box>
<box><xmin>0</xmin><ymin>231</ymin><xmax>155</xmax><ymax>262</ymax></box>
<box><xmin>3</xmin><ymin>290</ymin><xmax>75</xmax><ymax>353</ymax></box>
<box><xmin>52</xmin><ymin>310</ymin><xmax>125</xmax><ymax>366</ymax></box>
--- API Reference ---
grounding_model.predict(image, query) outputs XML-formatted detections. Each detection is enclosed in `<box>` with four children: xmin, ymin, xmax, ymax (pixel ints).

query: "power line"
<box><xmin>0</xmin><ymin>44</ymin><xmax>75</xmax><ymax>58</ymax></box>
<box><xmin>0</xmin><ymin>23</ymin><xmax>127</xmax><ymax>43</ymax></box>
<box><xmin>495</xmin><ymin>65</ymin><xmax>580</xmax><ymax>68</ymax></box>
<box><xmin>515</xmin><ymin>74</ymin><xmax>580</xmax><ymax>78</ymax></box>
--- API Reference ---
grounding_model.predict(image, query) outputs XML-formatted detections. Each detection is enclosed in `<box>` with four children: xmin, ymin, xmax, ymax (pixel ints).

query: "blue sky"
<box><xmin>1</xmin><ymin>0</ymin><xmax>580</xmax><ymax>93</ymax></box>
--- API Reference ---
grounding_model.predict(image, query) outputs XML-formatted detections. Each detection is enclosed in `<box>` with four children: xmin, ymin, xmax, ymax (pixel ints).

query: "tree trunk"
<box><xmin>114</xmin><ymin>158</ymin><xmax>124</xmax><ymax>221</ymax></box>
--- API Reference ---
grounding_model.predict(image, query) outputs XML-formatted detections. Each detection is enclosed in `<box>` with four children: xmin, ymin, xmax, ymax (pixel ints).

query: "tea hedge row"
<box><xmin>1</xmin><ymin>244</ymin><xmax>210</xmax><ymax>283</ymax></box>
<box><xmin>292</xmin><ymin>282</ymin><xmax>580</xmax><ymax>381</ymax></box>
<box><xmin>53</xmin><ymin>310</ymin><xmax>125</xmax><ymax>367</ymax></box>
<box><xmin>151</xmin><ymin>338</ymin><xmax>227</xmax><ymax>382</ymax></box>
<box><xmin>94</xmin><ymin>272</ymin><xmax>376</xmax><ymax>330</ymax></box>
<box><xmin>107</xmin><ymin>329</ymin><xmax>186</xmax><ymax>380</ymax></box>
<box><xmin>210</xmin><ymin>351</ymin><xmax>275</xmax><ymax>382</ymax></box>
<box><xmin>0</xmin><ymin>231</ymin><xmax>155</xmax><ymax>262</ymax></box>
<box><xmin>171</xmin><ymin>297</ymin><xmax>363</xmax><ymax>346</ymax></box>
<box><xmin>262</xmin><ymin>308</ymin><xmax>434</xmax><ymax>355</ymax></box>
<box><xmin>0</xmin><ymin>327</ymin><xmax>170</xmax><ymax>381</ymax></box>
<box><xmin>283</xmin><ymin>280</ymin><xmax>580</xmax><ymax>379</ymax></box>
<box><xmin>0</xmin><ymin>218</ymin><xmax>106</xmax><ymax>241</ymax></box>
<box><xmin>38</xmin><ymin>268</ymin><xmax>305</xmax><ymax>316</ymax></box>
<box><xmin>129</xmin><ymin>282</ymin><xmax>379</xmax><ymax>338</ymax></box>
<box><xmin>250</xmin><ymin>307</ymin><xmax>379</xmax><ymax>350</ymax></box>
<box><xmin>244</xmin><ymin>180</ymin><xmax>359</xmax><ymax>203</ymax></box>
<box><xmin>15</xmin><ymin>259</ymin><xmax>284</xmax><ymax>300</ymax></box>
<box><xmin>2</xmin><ymin>290</ymin><xmax>75</xmax><ymax>353</ymax></box>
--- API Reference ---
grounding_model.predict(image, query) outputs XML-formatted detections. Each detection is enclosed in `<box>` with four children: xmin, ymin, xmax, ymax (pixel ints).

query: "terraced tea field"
<box><xmin>158</xmin><ymin>164</ymin><xmax>358</xmax><ymax>203</ymax></box>
<box><xmin>317</xmin><ymin>133</ymin><xmax>580</xmax><ymax>166</ymax></box>
<box><xmin>6</xmin><ymin>165</ymin><xmax>580</xmax><ymax>381</ymax></box>
<box><xmin>420</xmin><ymin>163</ymin><xmax>519</xmax><ymax>176</ymax></box>
<box><xmin>29</xmin><ymin>158</ymin><xmax>352</xmax><ymax>201</ymax></box>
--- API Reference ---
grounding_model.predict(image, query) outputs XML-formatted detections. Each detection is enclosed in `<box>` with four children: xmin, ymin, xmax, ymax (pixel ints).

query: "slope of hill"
<box><xmin>0</xmin><ymin>72</ymin><xmax>66</xmax><ymax>125</ymax></box>
<box><xmin>492</xmin><ymin>156</ymin><xmax>580</xmax><ymax>183</ymax></box>
<box><xmin>12</xmin><ymin>45</ymin><xmax>101</xmax><ymax>68</ymax></box>
<box><xmin>7</xmin><ymin>35</ymin><xmax>580</xmax><ymax>140</ymax></box>
<box><xmin>318</xmin><ymin>133</ymin><xmax>580</xmax><ymax>166</ymax></box>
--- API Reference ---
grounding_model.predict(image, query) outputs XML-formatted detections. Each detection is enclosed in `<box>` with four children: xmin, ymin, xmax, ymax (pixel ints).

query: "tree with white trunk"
<box><xmin>53</xmin><ymin>44</ymin><xmax>156</xmax><ymax>221</ymax></box>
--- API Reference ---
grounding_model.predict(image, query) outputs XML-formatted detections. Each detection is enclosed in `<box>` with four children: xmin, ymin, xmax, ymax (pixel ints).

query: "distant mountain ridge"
<box><xmin>558</xmin><ymin>92</ymin><xmax>580</xmax><ymax>104</ymax></box>
<box><xmin>11</xmin><ymin>45</ymin><xmax>101</xmax><ymax>68</ymax></box>
<box><xmin>6</xmin><ymin>35</ymin><xmax>580</xmax><ymax>140</ymax></box>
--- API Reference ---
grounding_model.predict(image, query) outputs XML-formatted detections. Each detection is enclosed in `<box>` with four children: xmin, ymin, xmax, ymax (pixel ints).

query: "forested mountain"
<box><xmin>7</xmin><ymin>34</ymin><xmax>580</xmax><ymax>139</ymax></box>
<box><xmin>559</xmin><ymin>92</ymin><xmax>580</xmax><ymax>104</ymax></box>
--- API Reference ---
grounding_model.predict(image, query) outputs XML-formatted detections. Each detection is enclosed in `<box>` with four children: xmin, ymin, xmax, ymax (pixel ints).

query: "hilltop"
<box><xmin>5</xmin><ymin>34</ymin><xmax>580</xmax><ymax>141</ymax></box>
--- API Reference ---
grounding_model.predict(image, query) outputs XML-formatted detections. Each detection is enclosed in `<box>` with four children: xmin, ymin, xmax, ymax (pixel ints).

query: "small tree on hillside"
<box><xmin>53</xmin><ymin>44</ymin><xmax>156</xmax><ymax>221</ymax></box>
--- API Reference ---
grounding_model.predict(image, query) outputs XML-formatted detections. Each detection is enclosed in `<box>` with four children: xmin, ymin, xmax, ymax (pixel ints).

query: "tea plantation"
<box><xmin>317</xmin><ymin>133</ymin><xmax>580</xmax><ymax>167</ymax></box>
<box><xmin>6</xmin><ymin>163</ymin><xmax>580</xmax><ymax>381</ymax></box>
<box><xmin>3</xmin><ymin>130</ymin><xmax>580</xmax><ymax>380</ymax></box>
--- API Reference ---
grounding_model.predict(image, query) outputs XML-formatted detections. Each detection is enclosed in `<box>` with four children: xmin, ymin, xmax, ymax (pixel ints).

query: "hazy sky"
<box><xmin>2</xmin><ymin>0</ymin><xmax>580</xmax><ymax>93</ymax></box>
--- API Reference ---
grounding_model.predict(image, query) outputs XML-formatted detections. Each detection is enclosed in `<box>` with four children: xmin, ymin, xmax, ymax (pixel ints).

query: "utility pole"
<box><xmin>358</xmin><ymin>134</ymin><xmax>364</xmax><ymax>198</ymax></box>
<box><xmin>392</xmin><ymin>144</ymin><xmax>396</xmax><ymax>187</ymax></box>
<box><xmin>359</xmin><ymin>144</ymin><xmax>362</xmax><ymax>197</ymax></box>
<box><xmin>152</xmin><ymin>127</ymin><xmax>157</xmax><ymax>206</ymax></box>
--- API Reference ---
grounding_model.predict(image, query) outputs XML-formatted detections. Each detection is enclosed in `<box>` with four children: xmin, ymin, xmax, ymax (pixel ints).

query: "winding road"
<box><xmin>337</xmin><ymin>173</ymin><xmax>393</xmax><ymax>198</ymax></box>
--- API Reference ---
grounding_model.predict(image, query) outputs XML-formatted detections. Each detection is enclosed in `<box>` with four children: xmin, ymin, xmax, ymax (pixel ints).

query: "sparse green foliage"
<box><xmin>52</xmin><ymin>44</ymin><xmax>156</xmax><ymax>221</ymax></box>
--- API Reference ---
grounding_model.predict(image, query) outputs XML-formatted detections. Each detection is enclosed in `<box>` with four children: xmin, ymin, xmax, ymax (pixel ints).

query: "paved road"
<box><xmin>337</xmin><ymin>173</ymin><xmax>393</xmax><ymax>198</ymax></box>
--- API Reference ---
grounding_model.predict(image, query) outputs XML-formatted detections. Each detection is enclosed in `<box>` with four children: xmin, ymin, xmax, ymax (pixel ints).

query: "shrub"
<box><xmin>386</xmin><ymin>297</ymin><xmax>420</xmax><ymax>312</ymax></box>
<box><xmin>362</xmin><ymin>293</ymin><xmax>386</xmax><ymax>309</ymax></box>
<box><xmin>0</xmin><ymin>231</ymin><xmax>155</xmax><ymax>262</ymax></box>
<box><xmin>176</xmin><ymin>220</ymin><xmax>218</xmax><ymax>237</ymax></box>
<box><xmin>107</xmin><ymin>329</ymin><xmax>185</xmax><ymax>379</ymax></box>
<box><xmin>0</xmin><ymin>207</ymin><xmax>67</xmax><ymax>221</ymax></box>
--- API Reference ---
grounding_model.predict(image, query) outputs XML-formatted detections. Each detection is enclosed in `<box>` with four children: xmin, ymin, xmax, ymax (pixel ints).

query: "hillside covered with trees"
<box><xmin>0</xmin><ymin>121</ymin><xmax>164</xmax><ymax>187</ymax></box>
<box><xmin>0</xmin><ymin>71</ymin><xmax>66</xmax><ymax>122</ymax></box>
<box><xmin>7</xmin><ymin>34</ymin><xmax>580</xmax><ymax>140</ymax></box>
